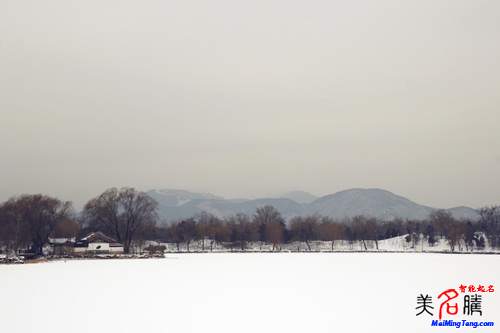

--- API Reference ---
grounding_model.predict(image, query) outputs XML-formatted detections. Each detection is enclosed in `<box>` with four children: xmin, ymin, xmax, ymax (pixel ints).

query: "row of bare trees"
<box><xmin>0</xmin><ymin>188</ymin><xmax>158</xmax><ymax>256</ymax></box>
<box><xmin>158</xmin><ymin>206</ymin><xmax>500</xmax><ymax>252</ymax></box>
<box><xmin>160</xmin><ymin>206</ymin><xmax>288</xmax><ymax>252</ymax></box>
<box><xmin>1</xmin><ymin>188</ymin><xmax>500</xmax><ymax>255</ymax></box>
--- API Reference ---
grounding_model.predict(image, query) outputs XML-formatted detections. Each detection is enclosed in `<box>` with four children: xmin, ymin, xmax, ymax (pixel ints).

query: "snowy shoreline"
<box><xmin>3</xmin><ymin>235</ymin><xmax>499</xmax><ymax>265</ymax></box>
<box><xmin>3</xmin><ymin>249</ymin><xmax>499</xmax><ymax>266</ymax></box>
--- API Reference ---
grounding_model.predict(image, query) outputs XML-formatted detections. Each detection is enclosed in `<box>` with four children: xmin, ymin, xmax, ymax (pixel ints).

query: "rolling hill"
<box><xmin>147</xmin><ymin>188</ymin><xmax>480</xmax><ymax>222</ymax></box>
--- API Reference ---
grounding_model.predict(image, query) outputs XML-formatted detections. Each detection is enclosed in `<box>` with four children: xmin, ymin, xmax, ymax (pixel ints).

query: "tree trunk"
<box><xmin>362</xmin><ymin>240</ymin><xmax>367</xmax><ymax>251</ymax></box>
<box><xmin>305</xmin><ymin>240</ymin><xmax>311</xmax><ymax>251</ymax></box>
<box><xmin>32</xmin><ymin>241</ymin><xmax>44</xmax><ymax>257</ymax></box>
<box><xmin>331</xmin><ymin>240</ymin><xmax>334</xmax><ymax>252</ymax></box>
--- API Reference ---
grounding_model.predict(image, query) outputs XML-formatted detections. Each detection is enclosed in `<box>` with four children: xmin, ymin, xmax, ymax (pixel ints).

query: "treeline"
<box><xmin>158</xmin><ymin>207</ymin><xmax>500</xmax><ymax>252</ymax></box>
<box><xmin>0</xmin><ymin>188</ymin><xmax>157</xmax><ymax>256</ymax></box>
<box><xmin>1</xmin><ymin>187</ymin><xmax>500</xmax><ymax>256</ymax></box>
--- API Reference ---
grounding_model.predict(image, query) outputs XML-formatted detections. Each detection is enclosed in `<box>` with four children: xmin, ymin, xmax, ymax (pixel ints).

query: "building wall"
<box><xmin>110</xmin><ymin>246</ymin><xmax>124</xmax><ymax>253</ymax></box>
<box><xmin>73</xmin><ymin>242</ymin><xmax>124</xmax><ymax>254</ymax></box>
<box><xmin>88</xmin><ymin>243</ymin><xmax>110</xmax><ymax>251</ymax></box>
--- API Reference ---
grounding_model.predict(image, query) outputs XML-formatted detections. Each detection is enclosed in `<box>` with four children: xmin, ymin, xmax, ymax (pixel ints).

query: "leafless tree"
<box><xmin>202</xmin><ymin>217</ymin><xmax>229</xmax><ymax>251</ymax></box>
<box><xmin>0</xmin><ymin>195</ymin><xmax>72</xmax><ymax>256</ymax></box>
<box><xmin>265</xmin><ymin>221</ymin><xmax>285</xmax><ymax>251</ymax></box>
<box><xmin>0</xmin><ymin>201</ymin><xmax>30</xmax><ymax>255</ymax></box>
<box><xmin>178</xmin><ymin>219</ymin><xmax>197</xmax><ymax>252</ymax></box>
<box><xmin>253</xmin><ymin>206</ymin><xmax>286</xmax><ymax>251</ymax></box>
<box><xmin>429</xmin><ymin>210</ymin><xmax>461</xmax><ymax>251</ymax></box>
<box><xmin>479</xmin><ymin>206</ymin><xmax>500</xmax><ymax>248</ymax></box>
<box><xmin>290</xmin><ymin>215</ymin><xmax>320</xmax><ymax>251</ymax></box>
<box><xmin>350</xmin><ymin>216</ymin><xmax>367</xmax><ymax>250</ymax></box>
<box><xmin>365</xmin><ymin>217</ymin><xmax>379</xmax><ymax>250</ymax></box>
<box><xmin>319</xmin><ymin>217</ymin><xmax>345</xmax><ymax>251</ymax></box>
<box><xmin>227</xmin><ymin>213</ymin><xmax>254</xmax><ymax>251</ymax></box>
<box><xmin>429</xmin><ymin>210</ymin><xmax>454</xmax><ymax>238</ymax></box>
<box><xmin>52</xmin><ymin>218</ymin><xmax>80</xmax><ymax>238</ymax></box>
<box><xmin>82</xmin><ymin>187</ymin><xmax>158</xmax><ymax>253</ymax></box>
<box><xmin>196</xmin><ymin>212</ymin><xmax>219</xmax><ymax>251</ymax></box>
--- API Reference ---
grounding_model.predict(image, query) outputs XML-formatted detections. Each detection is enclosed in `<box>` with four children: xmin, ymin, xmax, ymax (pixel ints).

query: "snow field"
<box><xmin>1</xmin><ymin>253</ymin><xmax>499</xmax><ymax>333</ymax></box>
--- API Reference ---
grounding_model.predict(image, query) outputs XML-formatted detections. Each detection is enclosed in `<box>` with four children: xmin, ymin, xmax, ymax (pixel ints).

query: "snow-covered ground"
<box><xmin>158</xmin><ymin>235</ymin><xmax>499</xmax><ymax>253</ymax></box>
<box><xmin>1</xmin><ymin>253</ymin><xmax>499</xmax><ymax>333</ymax></box>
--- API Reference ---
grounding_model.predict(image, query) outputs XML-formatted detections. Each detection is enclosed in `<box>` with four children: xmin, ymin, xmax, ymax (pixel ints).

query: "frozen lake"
<box><xmin>1</xmin><ymin>253</ymin><xmax>499</xmax><ymax>333</ymax></box>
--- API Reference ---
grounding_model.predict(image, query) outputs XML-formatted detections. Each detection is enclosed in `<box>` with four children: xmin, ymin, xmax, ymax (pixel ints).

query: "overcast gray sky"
<box><xmin>1</xmin><ymin>0</ymin><xmax>499</xmax><ymax>209</ymax></box>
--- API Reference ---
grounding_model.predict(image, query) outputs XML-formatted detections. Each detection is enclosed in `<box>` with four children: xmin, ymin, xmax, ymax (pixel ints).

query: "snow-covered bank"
<box><xmin>156</xmin><ymin>235</ymin><xmax>500</xmax><ymax>253</ymax></box>
<box><xmin>1</xmin><ymin>253</ymin><xmax>499</xmax><ymax>333</ymax></box>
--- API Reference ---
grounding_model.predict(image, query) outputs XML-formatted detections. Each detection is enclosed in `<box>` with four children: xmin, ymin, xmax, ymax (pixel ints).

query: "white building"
<box><xmin>74</xmin><ymin>232</ymin><xmax>124</xmax><ymax>254</ymax></box>
<box><xmin>48</xmin><ymin>237</ymin><xmax>76</xmax><ymax>256</ymax></box>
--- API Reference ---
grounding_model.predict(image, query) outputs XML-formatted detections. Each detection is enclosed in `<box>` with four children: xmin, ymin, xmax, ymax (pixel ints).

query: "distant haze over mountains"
<box><xmin>280</xmin><ymin>191</ymin><xmax>318</xmax><ymax>204</ymax></box>
<box><xmin>146</xmin><ymin>188</ymin><xmax>480</xmax><ymax>223</ymax></box>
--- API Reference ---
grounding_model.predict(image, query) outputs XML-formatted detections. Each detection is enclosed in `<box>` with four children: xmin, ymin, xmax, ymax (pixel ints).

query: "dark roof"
<box><xmin>80</xmin><ymin>232</ymin><xmax>119</xmax><ymax>244</ymax></box>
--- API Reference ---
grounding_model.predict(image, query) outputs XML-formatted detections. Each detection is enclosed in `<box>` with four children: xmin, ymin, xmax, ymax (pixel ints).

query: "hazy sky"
<box><xmin>1</xmin><ymin>0</ymin><xmax>499</xmax><ymax>209</ymax></box>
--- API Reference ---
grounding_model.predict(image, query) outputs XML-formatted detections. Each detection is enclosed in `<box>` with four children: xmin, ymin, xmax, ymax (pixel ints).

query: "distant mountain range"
<box><xmin>280</xmin><ymin>191</ymin><xmax>318</xmax><ymax>204</ymax></box>
<box><xmin>146</xmin><ymin>188</ymin><xmax>480</xmax><ymax>223</ymax></box>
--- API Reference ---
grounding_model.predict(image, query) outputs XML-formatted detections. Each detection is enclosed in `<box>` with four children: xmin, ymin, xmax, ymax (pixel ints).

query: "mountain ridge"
<box><xmin>146</xmin><ymin>188</ymin><xmax>480</xmax><ymax>222</ymax></box>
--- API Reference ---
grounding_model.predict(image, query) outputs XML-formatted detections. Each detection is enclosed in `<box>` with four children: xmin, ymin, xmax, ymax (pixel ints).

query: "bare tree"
<box><xmin>265</xmin><ymin>221</ymin><xmax>285</xmax><ymax>251</ymax></box>
<box><xmin>319</xmin><ymin>217</ymin><xmax>345</xmax><ymax>251</ymax></box>
<box><xmin>290</xmin><ymin>215</ymin><xmax>320</xmax><ymax>251</ymax></box>
<box><xmin>479</xmin><ymin>206</ymin><xmax>500</xmax><ymax>248</ymax></box>
<box><xmin>463</xmin><ymin>220</ymin><xmax>479</xmax><ymax>252</ymax></box>
<box><xmin>196</xmin><ymin>212</ymin><xmax>219</xmax><ymax>251</ymax></box>
<box><xmin>364</xmin><ymin>217</ymin><xmax>380</xmax><ymax>250</ymax></box>
<box><xmin>82</xmin><ymin>187</ymin><xmax>158</xmax><ymax>253</ymax></box>
<box><xmin>429</xmin><ymin>210</ymin><xmax>460</xmax><ymax>251</ymax></box>
<box><xmin>423</xmin><ymin>222</ymin><xmax>437</xmax><ymax>247</ymax></box>
<box><xmin>52</xmin><ymin>218</ymin><xmax>80</xmax><ymax>238</ymax></box>
<box><xmin>253</xmin><ymin>206</ymin><xmax>286</xmax><ymax>251</ymax></box>
<box><xmin>351</xmin><ymin>216</ymin><xmax>369</xmax><ymax>251</ymax></box>
<box><xmin>177</xmin><ymin>219</ymin><xmax>197</xmax><ymax>252</ymax></box>
<box><xmin>165</xmin><ymin>223</ymin><xmax>182</xmax><ymax>251</ymax></box>
<box><xmin>405</xmin><ymin>220</ymin><xmax>422</xmax><ymax>249</ymax></box>
<box><xmin>204</xmin><ymin>217</ymin><xmax>229</xmax><ymax>251</ymax></box>
<box><xmin>0</xmin><ymin>201</ymin><xmax>30</xmax><ymax>256</ymax></box>
<box><xmin>227</xmin><ymin>213</ymin><xmax>253</xmax><ymax>251</ymax></box>
<box><xmin>429</xmin><ymin>210</ymin><xmax>454</xmax><ymax>238</ymax></box>
<box><xmin>0</xmin><ymin>195</ymin><xmax>72</xmax><ymax>256</ymax></box>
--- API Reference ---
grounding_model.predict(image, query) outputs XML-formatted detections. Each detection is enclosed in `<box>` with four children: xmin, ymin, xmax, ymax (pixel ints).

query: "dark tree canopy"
<box><xmin>252</xmin><ymin>206</ymin><xmax>286</xmax><ymax>250</ymax></box>
<box><xmin>82</xmin><ymin>187</ymin><xmax>158</xmax><ymax>253</ymax></box>
<box><xmin>0</xmin><ymin>194</ymin><xmax>73</xmax><ymax>255</ymax></box>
